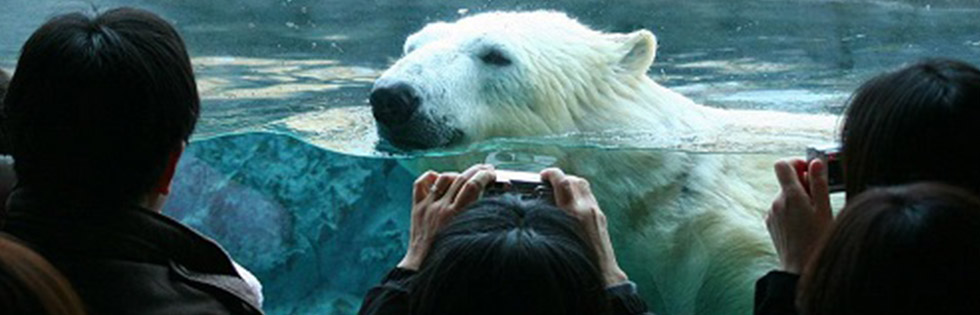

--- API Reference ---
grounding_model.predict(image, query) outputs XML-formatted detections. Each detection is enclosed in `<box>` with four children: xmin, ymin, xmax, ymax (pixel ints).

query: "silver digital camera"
<box><xmin>484</xmin><ymin>170</ymin><xmax>554</xmax><ymax>202</ymax></box>
<box><xmin>806</xmin><ymin>144</ymin><xmax>845</xmax><ymax>193</ymax></box>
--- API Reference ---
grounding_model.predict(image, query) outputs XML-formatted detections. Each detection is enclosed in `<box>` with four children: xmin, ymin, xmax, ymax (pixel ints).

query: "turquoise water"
<box><xmin>3</xmin><ymin>1</ymin><xmax>980</xmax><ymax>314</ymax></box>
<box><xmin>168</xmin><ymin>132</ymin><xmax>415</xmax><ymax>314</ymax></box>
<box><xmin>169</xmin><ymin>132</ymin><xmax>800</xmax><ymax>314</ymax></box>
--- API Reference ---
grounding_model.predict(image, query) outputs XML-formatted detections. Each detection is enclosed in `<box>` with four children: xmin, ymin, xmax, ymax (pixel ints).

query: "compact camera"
<box><xmin>806</xmin><ymin>145</ymin><xmax>845</xmax><ymax>193</ymax></box>
<box><xmin>484</xmin><ymin>170</ymin><xmax>554</xmax><ymax>202</ymax></box>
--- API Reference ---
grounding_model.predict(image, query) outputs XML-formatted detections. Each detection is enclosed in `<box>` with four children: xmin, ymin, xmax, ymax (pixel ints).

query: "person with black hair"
<box><xmin>796</xmin><ymin>183</ymin><xmax>980</xmax><ymax>315</ymax></box>
<box><xmin>0</xmin><ymin>8</ymin><xmax>263</xmax><ymax>314</ymax></box>
<box><xmin>757</xmin><ymin>58</ymin><xmax>980</xmax><ymax>314</ymax></box>
<box><xmin>359</xmin><ymin>165</ymin><xmax>651</xmax><ymax>315</ymax></box>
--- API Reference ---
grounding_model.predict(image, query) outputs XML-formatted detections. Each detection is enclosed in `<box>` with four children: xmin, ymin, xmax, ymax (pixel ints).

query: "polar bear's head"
<box><xmin>370</xmin><ymin>11</ymin><xmax>659</xmax><ymax>150</ymax></box>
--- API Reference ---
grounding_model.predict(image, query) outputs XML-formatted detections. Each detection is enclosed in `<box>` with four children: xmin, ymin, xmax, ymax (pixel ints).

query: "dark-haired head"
<box><xmin>798</xmin><ymin>182</ymin><xmax>980</xmax><ymax>315</ymax></box>
<box><xmin>1</xmin><ymin>8</ymin><xmax>198</xmax><ymax>205</ymax></box>
<box><xmin>0</xmin><ymin>233</ymin><xmax>87</xmax><ymax>315</ymax></box>
<box><xmin>841</xmin><ymin>58</ymin><xmax>980</xmax><ymax>197</ymax></box>
<box><xmin>409</xmin><ymin>195</ymin><xmax>608</xmax><ymax>315</ymax></box>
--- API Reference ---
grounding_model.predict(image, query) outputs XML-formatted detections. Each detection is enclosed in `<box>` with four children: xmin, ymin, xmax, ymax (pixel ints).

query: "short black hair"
<box><xmin>2</xmin><ymin>8</ymin><xmax>199</xmax><ymax>204</ymax></box>
<box><xmin>841</xmin><ymin>58</ymin><xmax>980</xmax><ymax>198</ymax></box>
<box><xmin>409</xmin><ymin>195</ymin><xmax>609</xmax><ymax>315</ymax></box>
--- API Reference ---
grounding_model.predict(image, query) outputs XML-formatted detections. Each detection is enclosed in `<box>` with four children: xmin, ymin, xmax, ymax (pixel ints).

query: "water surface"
<box><xmin>4</xmin><ymin>0</ymin><xmax>979</xmax><ymax>145</ymax></box>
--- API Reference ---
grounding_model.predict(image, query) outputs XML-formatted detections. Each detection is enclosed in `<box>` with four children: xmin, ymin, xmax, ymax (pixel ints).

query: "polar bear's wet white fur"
<box><xmin>370</xmin><ymin>11</ymin><xmax>836</xmax><ymax>314</ymax></box>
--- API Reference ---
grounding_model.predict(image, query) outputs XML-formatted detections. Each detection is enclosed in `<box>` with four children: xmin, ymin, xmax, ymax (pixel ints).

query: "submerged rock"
<box><xmin>165</xmin><ymin>132</ymin><xmax>415</xmax><ymax>314</ymax></box>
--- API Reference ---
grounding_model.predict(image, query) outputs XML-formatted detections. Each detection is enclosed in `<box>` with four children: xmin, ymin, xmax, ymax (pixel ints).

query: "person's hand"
<box><xmin>767</xmin><ymin>159</ymin><xmax>833</xmax><ymax>274</ymax></box>
<box><xmin>397</xmin><ymin>164</ymin><xmax>496</xmax><ymax>271</ymax></box>
<box><xmin>541</xmin><ymin>168</ymin><xmax>628</xmax><ymax>286</ymax></box>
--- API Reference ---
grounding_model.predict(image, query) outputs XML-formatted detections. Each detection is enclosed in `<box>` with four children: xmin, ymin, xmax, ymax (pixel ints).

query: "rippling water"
<box><xmin>3</xmin><ymin>0</ymin><xmax>979</xmax><ymax>151</ymax></box>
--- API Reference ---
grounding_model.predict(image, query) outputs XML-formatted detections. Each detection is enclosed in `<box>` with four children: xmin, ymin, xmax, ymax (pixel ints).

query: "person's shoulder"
<box><xmin>60</xmin><ymin>259</ymin><xmax>262</xmax><ymax>314</ymax></box>
<box><xmin>3</xmin><ymin>199</ymin><xmax>264</xmax><ymax>314</ymax></box>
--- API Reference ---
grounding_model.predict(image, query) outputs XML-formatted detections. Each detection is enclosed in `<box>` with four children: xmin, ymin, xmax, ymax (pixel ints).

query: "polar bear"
<box><xmin>369</xmin><ymin>11</ymin><xmax>836</xmax><ymax>315</ymax></box>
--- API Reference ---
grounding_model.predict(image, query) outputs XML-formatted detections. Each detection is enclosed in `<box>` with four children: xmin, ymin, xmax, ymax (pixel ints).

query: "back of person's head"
<box><xmin>1</xmin><ymin>8</ymin><xmax>198</xmax><ymax>205</ymax></box>
<box><xmin>798</xmin><ymin>182</ymin><xmax>980</xmax><ymax>315</ymax></box>
<box><xmin>409</xmin><ymin>195</ymin><xmax>608</xmax><ymax>315</ymax></box>
<box><xmin>0</xmin><ymin>233</ymin><xmax>86</xmax><ymax>315</ymax></box>
<box><xmin>841</xmin><ymin>58</ymin><xmax>980</xmax><ymax>197</ymax></box>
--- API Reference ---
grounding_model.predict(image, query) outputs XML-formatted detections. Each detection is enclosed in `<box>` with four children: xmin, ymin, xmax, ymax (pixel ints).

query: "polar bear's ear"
<box><xmin>610</xmin><ymin>30</ymin><xmax>657</xmax><ymax>74</ymax></box>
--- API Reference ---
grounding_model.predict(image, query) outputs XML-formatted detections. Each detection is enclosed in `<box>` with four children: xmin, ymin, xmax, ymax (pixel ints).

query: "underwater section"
<box><xmin>164</xmin><ymin>132</ymin><xmax>416</xmax><ymax>314</ymax></box>
<box><xmin>162</xmin><ymin>129</ymin><xmax>835</xmax><ymax>315</ymax></box>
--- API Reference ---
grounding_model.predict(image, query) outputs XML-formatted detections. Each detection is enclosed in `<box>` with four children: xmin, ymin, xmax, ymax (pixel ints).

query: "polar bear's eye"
<box><xmin>480</xmin><ymin>49</ymin><xmax>512</xmax><ymax>66</ymax></box>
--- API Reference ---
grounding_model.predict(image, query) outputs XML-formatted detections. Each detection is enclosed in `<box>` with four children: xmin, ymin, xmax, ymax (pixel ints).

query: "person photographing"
<box><xmin>359</xmin><ymin>165</ymin><xmax>651</xmax><ymax>315</ymax></box>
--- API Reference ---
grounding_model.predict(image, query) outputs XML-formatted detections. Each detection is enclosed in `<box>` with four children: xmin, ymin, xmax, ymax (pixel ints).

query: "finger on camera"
<box><xmin>540</xmin><ymin>168</ymin><xmax>565</xmax><ymax>185</ymax></box>
<box><xmin>541</xmin><ymin>168</ymin><xmax>572</xmax><ymax>204</ymax></box>
<box><xmin>555</xmin><ymin>176</ymin><xmax>591</xmax><ymax>211</ymax></box>
<box><xmin>413</xmin><ymin>171</ymin><xmax>439</xmax><ymax>203</ymax></box>
<box><xmin>563</xmin><ymin>177</ymin><xmax>595</xmax><ymax>211</ymax></box>
<box><xmin>807</xmin><ymin>159</ymin><xmax>832</xmax><ymax>218</ymax></box>
<box><xmin>446</xmin><ymin>164</ymin><xmax>492</xmax><ymax>202</ymax></box>
<box><xmin>428</xmin><ymin>173</ymin><xmax>458</xmax><ymax>201</ymax></box>
<box><xmin>774</xmin><ymin>160</ymin><xmax>806</xmax><ymax>194</ymax></box>
<box><xmin>452</xmin><ymin>169</ymin><xmax>496</xmax><ymax>209</ymax></box>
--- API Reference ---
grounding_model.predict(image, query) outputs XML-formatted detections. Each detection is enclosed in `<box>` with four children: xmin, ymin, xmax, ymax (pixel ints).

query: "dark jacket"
<box><xmin>754</xmin><ymin>270</ymin><xmax>800</xmax><ymax>315</ymax></box>
<box><xmin>358</xmin><ymin>267</ymin><xmax>653</xmax><ymax>315</ymax></box>
<box><xmin>1</xmin><ymin>188</ymin><xmax>264</xmax><ymax>315</ymax></box>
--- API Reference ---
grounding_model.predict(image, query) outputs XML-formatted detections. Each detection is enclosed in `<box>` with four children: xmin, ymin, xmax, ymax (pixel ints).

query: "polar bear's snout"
<box><xmin>369</xmin><ymin>79</ymin><xmax>463</xmax><ymax>151</ymax></box>
<box><xmin>370</xmin><ymin>82</ymin><xmax>421</xmax><ymax>127</ymax></box>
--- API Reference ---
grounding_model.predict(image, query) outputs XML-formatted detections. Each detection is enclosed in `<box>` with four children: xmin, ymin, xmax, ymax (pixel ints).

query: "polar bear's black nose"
<box><xmin>370</xmin><ymin>83</ymin><xmax>421</xmax><ymax>126</ymax></box>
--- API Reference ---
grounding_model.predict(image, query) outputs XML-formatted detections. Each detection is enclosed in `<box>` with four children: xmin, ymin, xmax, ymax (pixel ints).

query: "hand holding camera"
<box><xmin>541</xmin><ymin>168</ymin><xmax>628</xmax><ymax>286</ymax></box>
<box><xmin>401</xmin><ymin>165</ymin><xmax>627</xmax><ymax>285</ymax></box>
<box><xmin>398</xmin><ymin>164</ymin><xmax>496</xmax><ymax>271</ymax></box>
<box><xmin>766</xmin><ymin>157</ymin><xmax>834</xmax><ymax>274</ymax></box>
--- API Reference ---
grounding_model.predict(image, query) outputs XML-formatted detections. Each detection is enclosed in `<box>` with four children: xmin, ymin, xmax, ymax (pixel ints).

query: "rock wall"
<box><xmin>165</xmin><ymin>132</ymin><xmax>415</xmax><ymax>314</ymax></box>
